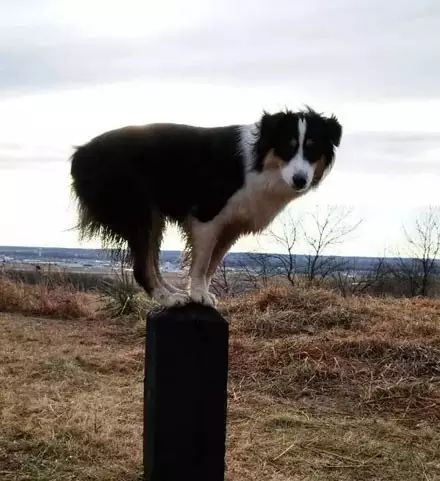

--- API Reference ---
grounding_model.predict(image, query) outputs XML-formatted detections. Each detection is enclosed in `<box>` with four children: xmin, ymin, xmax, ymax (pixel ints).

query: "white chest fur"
<box><xmin>216</xmin><ymin>170</ymin><xmax>297</xmax><ymax>234</ymax></box>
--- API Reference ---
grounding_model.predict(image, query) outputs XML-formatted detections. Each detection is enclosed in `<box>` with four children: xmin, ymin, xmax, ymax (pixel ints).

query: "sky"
<box><xmin>0</xmin><ymin>0</ymin><xmax>439</xmax><ymax>256</ymax></box>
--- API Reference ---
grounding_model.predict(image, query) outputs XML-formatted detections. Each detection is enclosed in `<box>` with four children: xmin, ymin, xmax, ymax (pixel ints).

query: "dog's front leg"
<box><xmin>206</xmin><ymin>231</ymin><xmax>240</xmax><ymax>288</ymax></box>
<box><xmin>188</xmin><ymin>218</ymin><xmax>219</xmax><ymax>307</ymax></box>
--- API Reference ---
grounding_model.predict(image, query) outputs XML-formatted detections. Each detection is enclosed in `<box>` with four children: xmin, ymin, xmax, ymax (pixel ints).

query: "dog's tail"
<box><xmin>70</xmin><ymin>145</ymin><xmax>129</xmax><ymax>260</ymax></box>
<box><xmin>70</xmin><ymin>144</ymin><xmax>156</xmax><ymax>294</ymax></box>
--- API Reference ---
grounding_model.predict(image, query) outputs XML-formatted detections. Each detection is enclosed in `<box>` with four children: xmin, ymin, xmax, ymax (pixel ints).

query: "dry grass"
<box><xmin>0</xmin><ymin>276</ymin><xmax>96</xmax><ymax>320</ymax></box>
<box><xmin>224</xmin><ymin>286</ymin><xmax>440</xmax><ymax>480</ymax></box>
<box><xmin>1</xmin><ymin>281</ymin><xmax>440</xmax><ymax>480</ymax></box>
<box><xmin>0</xmin><ymin>313</ymin><xmax>144</xmax><ymax>481</ymax></box>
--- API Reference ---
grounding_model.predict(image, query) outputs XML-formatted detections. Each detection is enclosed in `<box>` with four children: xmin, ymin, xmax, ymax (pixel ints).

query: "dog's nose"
<box><xmin>292</xmin><ymin>174</ymin><xmax>307</xmax><ymax>190</ymax></box>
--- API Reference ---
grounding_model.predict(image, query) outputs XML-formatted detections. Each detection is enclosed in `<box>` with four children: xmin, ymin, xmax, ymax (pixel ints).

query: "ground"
<box><xmin>0</xmin><ymin>283</ymin><xmax>439</xmax><ymax>480</ymax></box>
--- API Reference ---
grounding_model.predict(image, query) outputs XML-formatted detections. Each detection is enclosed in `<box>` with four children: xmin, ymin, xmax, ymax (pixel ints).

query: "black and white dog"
<box><xmin>71</xmin><ymin>108</ymin><xmax>342</xmax><ymax>307</ymax></box>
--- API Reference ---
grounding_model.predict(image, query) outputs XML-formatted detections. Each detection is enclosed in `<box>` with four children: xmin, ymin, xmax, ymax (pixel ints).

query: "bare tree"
<box><xmin>267</xmin><ymin>211</ymin><xmax>300</xmax><ymax>285</ymax></box>
<box><xmin>391</xmin><ymin>257</ymin><xmax>420</xmax><ymax>297</ymax></box>
<box><xmin>210</xmin><ymin>258</ymin><xmax>241</xmax><ymax>298</ymax></box>
<box><xmin>211</xmin><ymin>252</ymin><xmax>275</xmax><ymax>296</ymax></box>
<box><xmin>302</xmin><ymin>206</ymin><xmax>362</xmax><ymax>282</ymax></box>
<box><xmin>241</xmin><ymin>251</ymin><xmax>275</xmax><ymax>288</ymax></box>
<box><xmin>334</xmin><ymin>257</ymin><xmax>388</xmax><ymax>297</ymax></box>
<box><xmin>393</xmin><ymin>207</ymin><xmax>440</xmax><ymax>297</ymax></box>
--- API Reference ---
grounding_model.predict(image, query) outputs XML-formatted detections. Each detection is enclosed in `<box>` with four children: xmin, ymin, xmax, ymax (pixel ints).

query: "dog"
<box><xmin>71</xmin><ymin>108</ymin><xmax>342</xmax><ymax>307</ymax></box>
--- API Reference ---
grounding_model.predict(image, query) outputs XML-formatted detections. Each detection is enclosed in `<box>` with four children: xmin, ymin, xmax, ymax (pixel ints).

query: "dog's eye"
<box><xmin>305</xmin><ymin>138</ymin><xmax>315</xmax><ymax>147</ymax></box>
<box><xmin>291</xmin><ymin>139</ymin><xmax>298</xmax><ymax>147</ymax></box>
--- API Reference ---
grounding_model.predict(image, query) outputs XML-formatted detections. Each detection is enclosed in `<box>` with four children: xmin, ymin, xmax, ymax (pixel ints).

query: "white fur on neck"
<box><xmin>238</xmin><ymin>123</ymin><xmax>258</xmax><ymax>173</ymax></box>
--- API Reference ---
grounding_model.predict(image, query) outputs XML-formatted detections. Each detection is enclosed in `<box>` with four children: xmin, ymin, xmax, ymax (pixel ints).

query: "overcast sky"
<box><xmin>1</xmin><ymin>0</ymin><xmax>439</xmax><ymax>256</ymax></box>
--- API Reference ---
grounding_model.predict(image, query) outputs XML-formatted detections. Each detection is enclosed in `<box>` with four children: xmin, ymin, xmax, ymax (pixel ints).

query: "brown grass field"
<box><xmin>0</xmin><ymin>276</ymin><xmax>439</xmax><ymax>480</ymax></box>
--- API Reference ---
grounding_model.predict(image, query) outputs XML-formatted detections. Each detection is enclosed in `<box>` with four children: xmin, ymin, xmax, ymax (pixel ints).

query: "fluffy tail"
<box><xmin>70</xmin><ymin>145</ymin><xmax>155</xmax><ymax>294</ymax></box>
<box><xmin>70</xmin><ymin>147</ymin><xmax>127</xmax><ymax>251</ymax></box>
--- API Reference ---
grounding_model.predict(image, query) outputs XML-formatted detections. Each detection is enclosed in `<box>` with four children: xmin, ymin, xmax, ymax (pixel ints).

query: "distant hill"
<box><xmin>0</xmin><ymin>245</ymin><xmax>425</xmax><ymax>276</ymax></box>
<box><xmin>0</xmin><ymin>246</ymin><xmax>184</xmax><ymax>272</ymax></box>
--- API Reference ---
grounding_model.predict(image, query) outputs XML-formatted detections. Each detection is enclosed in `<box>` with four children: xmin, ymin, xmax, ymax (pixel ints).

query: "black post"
<box><xmin>144</xmin><ymin>303</ymin><xmax>229</xmax><ymax>481</ymax></box>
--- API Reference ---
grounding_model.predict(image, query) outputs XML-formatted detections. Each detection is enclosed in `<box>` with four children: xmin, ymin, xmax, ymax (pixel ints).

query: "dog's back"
<box><xmin>71</xmin><ymin>123</ymin><xmax>244</xmax><ymax>244</ymax></box>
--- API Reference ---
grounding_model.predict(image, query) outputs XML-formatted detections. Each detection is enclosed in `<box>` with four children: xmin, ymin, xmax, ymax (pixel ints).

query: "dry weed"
<box><xmin>0</xmin><ymin>276</ymin><xmax>96</xmax><ymax>319</ymax></box>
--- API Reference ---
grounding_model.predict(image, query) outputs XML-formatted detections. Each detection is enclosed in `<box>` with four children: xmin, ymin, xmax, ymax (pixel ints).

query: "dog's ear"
<box><xmin>325</xmin><ymin>115</ymin><xmax>342</xmax><ymax>147</ymax></box>
<box><xmin>259</xmin><ymin>111</ymin><xmax>285</xmax><ymax>142</ymax></box>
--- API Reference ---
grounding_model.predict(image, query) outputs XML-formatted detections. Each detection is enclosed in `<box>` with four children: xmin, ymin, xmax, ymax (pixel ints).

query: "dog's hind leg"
<box><xmin>129</xmin><ymin>228</ymin><xmax>156</xmax><ymax>297</ymax></box>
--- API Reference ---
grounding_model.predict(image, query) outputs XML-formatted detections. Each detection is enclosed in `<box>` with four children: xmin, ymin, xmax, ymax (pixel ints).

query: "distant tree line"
<box><xmin>211</xmin><ymin>206</ymin><xmax>440</xmax><ymax>299</ymax></box>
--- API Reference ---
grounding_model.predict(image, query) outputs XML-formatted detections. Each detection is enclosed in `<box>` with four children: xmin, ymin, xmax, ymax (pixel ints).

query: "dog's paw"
<box><xmin>208</xmin><ymin>291</ymin><xmax>217</xmax><ymax>306</ymax></box>
<box><xmin>153</xmin><ymin>289</ymin><xmax>189</xmax><ymax>307</ymax></box>
<box><xmin>190</xmin><ymin>288</ymin><xmax>216</xmax><ymax>307</ymax></box>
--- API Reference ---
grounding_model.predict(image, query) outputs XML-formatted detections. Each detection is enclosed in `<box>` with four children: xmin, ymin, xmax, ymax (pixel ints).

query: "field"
<box><xmin>0</xmin><ymin>277</ymin><xmax>439</xmax><ymax>480</ymax></box>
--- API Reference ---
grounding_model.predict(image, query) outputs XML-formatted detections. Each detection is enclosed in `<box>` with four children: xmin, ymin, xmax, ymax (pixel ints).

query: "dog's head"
<box><xmin>255</xmin><ymin>108</ymin><xmax>342</xmax><ymax>192</ymax></box>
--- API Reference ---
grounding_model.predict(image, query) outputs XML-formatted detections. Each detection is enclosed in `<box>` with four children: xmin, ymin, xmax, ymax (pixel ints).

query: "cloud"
<box><xmin>338</xmin><ymin>132</ymin><xmax>440</xmax><ymax>175</ymax></box>
<box><xmin>1</xmin><ymin>0</ymin><xmax>439</xmax><ymax>99</ymax></box>
<box><xmin>1</xmin><ymin>0</ymin><xmax>439</xmax><ymax>252</ymax></box>
<box><xmin>0</xmin><ymin>142</ymin><xmax>67</xmax><ymax>170</ymax></box>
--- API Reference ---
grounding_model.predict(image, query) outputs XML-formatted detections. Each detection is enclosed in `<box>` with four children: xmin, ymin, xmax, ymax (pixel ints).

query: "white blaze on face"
<box><xmin>281</xmin><ymin>118</ymin><xmax>314</xmax><ymax>191</ymax></box>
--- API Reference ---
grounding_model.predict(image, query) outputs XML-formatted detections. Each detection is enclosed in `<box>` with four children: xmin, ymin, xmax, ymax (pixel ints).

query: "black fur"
<box><xmin>71</xmin><ymin>123</ymin><xmax>245</xmax><ymax>292</ymax></box>
<box><xmin>71</xmin><ymin>123</ymin><xmax>245</xmax><ymax>224</ymax></box>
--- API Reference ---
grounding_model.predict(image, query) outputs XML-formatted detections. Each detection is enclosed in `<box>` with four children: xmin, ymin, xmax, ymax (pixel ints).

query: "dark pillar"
<box><xmin>144</xmin><ymin>303</ymin><xmax>229</xmax><ymax>481</ymax></box>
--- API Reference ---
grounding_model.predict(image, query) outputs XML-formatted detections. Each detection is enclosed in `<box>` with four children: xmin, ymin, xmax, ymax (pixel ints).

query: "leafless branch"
<box><xmin>302</xmin><ymin>206</ymin><xmax>362</xmax><ymax>282</ymax></box>
<box><xmin>266</xmin><ymin>211</ymin><xmax>300</xmax><ymax>285</ymax></box>
<box><xmin>392</xmin><ymin>207</ymin><xmax>440</xmax><ymax>296</ymax></box>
